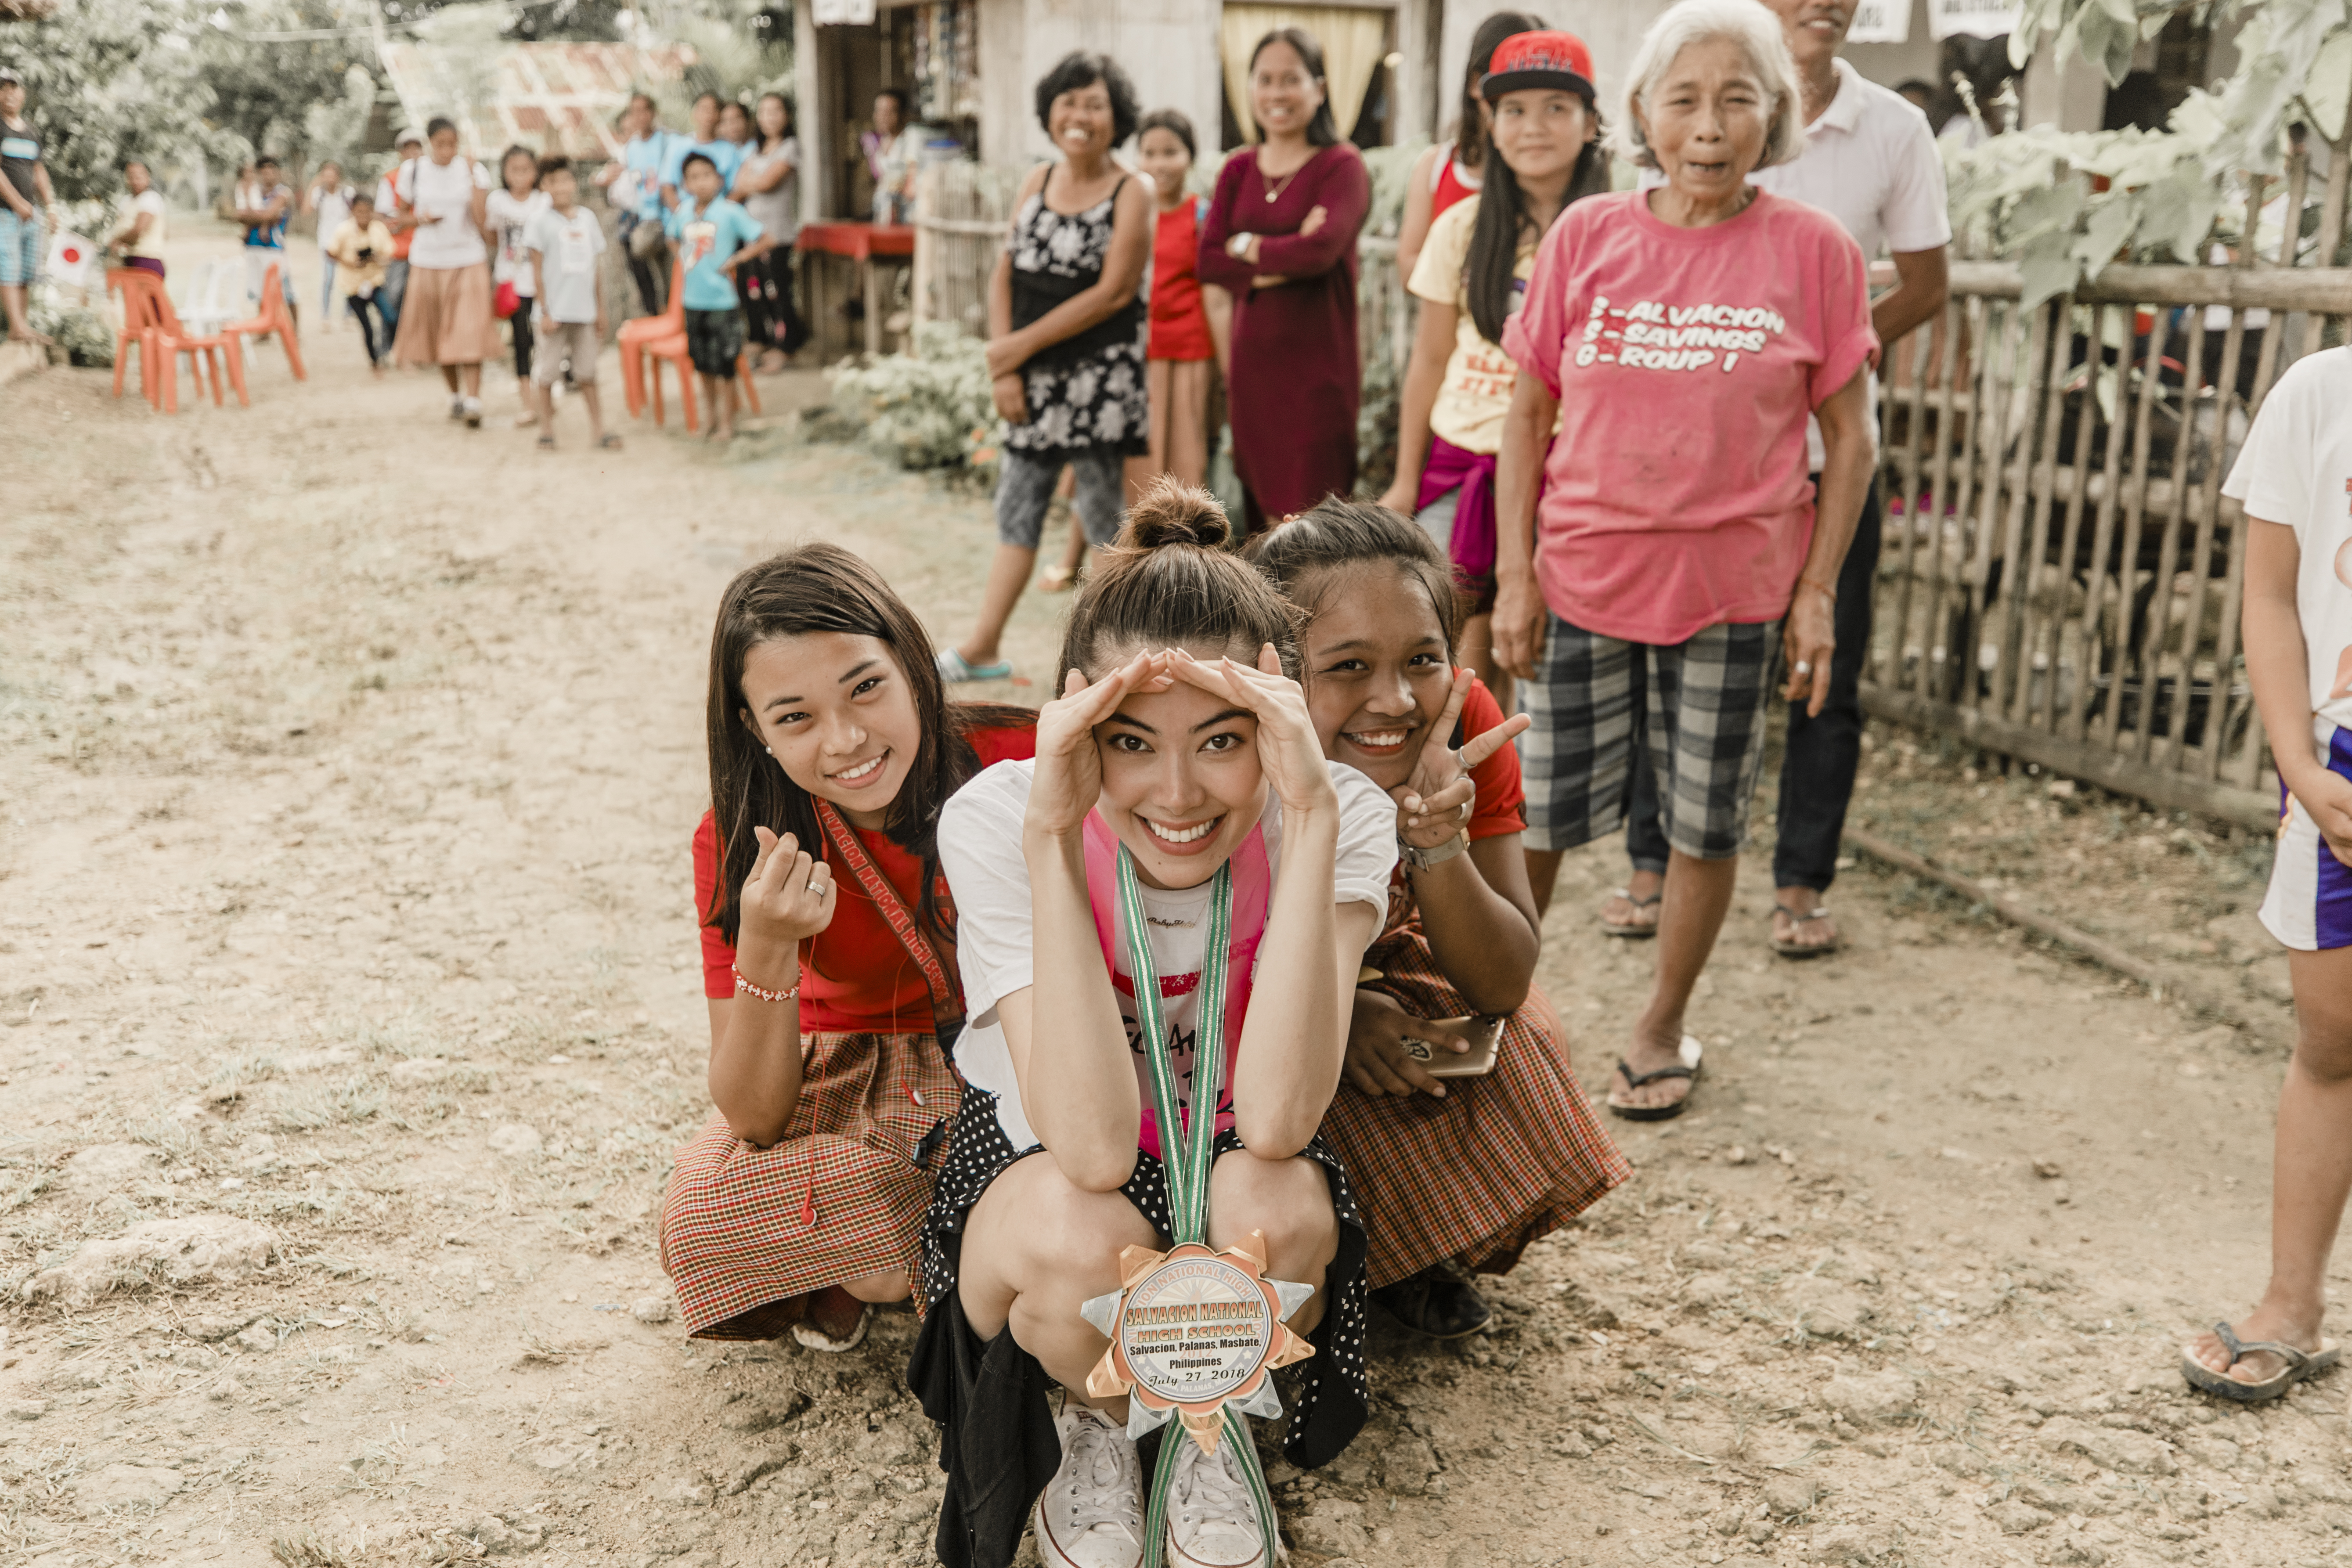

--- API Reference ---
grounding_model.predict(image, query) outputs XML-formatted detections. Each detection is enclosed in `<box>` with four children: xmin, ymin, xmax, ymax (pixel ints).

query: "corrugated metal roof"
<box><xmin>377</xmin><ymin>40</ymin><xmax>696</xmax><ymax>162</ymax></box>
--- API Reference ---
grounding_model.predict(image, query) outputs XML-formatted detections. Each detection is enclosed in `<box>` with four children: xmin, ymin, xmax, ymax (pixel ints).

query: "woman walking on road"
<box><xmin>390</xmin><ymin>118</ymin><xmax>499</xmax><ymax>427</ymax></box>
<box><xmin>1199</xmin><ymin>27</ymin><xmax>1371</xmax><ymax>533</ymax></box>
<box><xmin>936</xmin><ymin>51</ymin><xmax>1151</xmax><ymax>686</ymax></box>
<box><xmin>1490</xmin><ymin>0</ymin><xmax>1876</xmax><ymax>1122</ymax></box>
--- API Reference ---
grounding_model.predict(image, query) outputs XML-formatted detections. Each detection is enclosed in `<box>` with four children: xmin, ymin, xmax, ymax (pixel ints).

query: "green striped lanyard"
<box><xmin>1111</xmin><ymin>848</ymin><xmax>1282</xmax><ymax>1568</ymax></box>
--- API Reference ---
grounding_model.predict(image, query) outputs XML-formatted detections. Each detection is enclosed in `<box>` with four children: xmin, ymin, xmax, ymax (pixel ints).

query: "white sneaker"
<box><xmin>1035</xmin><ymin>1404</ymin><xmax>1145</xmax><ymax>1568</ymax></box>
<box><xmin>448</xmin><ymin>395</ymin><xmax>465</xmax><ymax>420</ymax></box>
<box><xmin>1166</xmin><ymin>1431</ymin><xmax>1268</xmax><ymax>1568</ymax></box>
<box><xmin>461</xmin><ymin>396</ymin><xmax>483</xmax><ymax>428</ymax></box>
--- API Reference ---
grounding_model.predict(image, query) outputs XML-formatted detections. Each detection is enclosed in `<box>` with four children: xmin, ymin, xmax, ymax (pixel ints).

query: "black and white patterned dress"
<box><xmin>1003</xmin><ymin>168</ymin><xmax>1149</xmax><ymax>458</ymax></box>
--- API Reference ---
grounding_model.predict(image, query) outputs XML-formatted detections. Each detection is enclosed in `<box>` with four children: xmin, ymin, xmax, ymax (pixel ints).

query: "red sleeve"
<box><xmin>1458</xmin><ymin>680</ymin><xmax>1526</xmax><ymax>840</ymax></box>
<box><xmin>1501</xmin><ymin>203</ymin><xmax>1580</xmax><ymax>397</ymax></box>
<box><xmin>693</xmin><ymin>811</ymin><xmax>736</xmax><ymax>1001</ymax></box>
<box><xmin>1196</xmin><ymin>151</ymin><xmax>1258</xmax><ymax>295</ymax></box>
<box><xmin>1251</xmin><ymin>147</ymin><xmax>1368</xmax><ymax>278</ymax></box>
<box><xmin>971</xmin><ymin>718</ymin><xmax>1039</xmax><ymax>767</ymax></box>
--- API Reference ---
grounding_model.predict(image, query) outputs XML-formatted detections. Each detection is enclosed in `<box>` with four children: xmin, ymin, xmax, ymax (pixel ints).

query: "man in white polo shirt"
<box><xmin>1614</xmin><ymin>0</ymin><xmax>1950</xmax><ymax>958</ymax></box>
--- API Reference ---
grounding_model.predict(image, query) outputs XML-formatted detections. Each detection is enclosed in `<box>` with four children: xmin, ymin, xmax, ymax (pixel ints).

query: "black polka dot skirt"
<box><xmin>914</xmin><ymin>1088</ymin><xmax>1369</xmax><ymax>1469</ymax></box>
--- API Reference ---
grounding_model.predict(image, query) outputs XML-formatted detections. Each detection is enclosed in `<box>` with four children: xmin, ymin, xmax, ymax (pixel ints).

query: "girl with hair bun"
<box><xmin>913</xmin><ymin>479</ymin><xmax>1395</xmax><ymax>1568</ymax></box>
<box><xmin>1249</xmin><ymin>498</ymin><xmax>1629</xmax><ymax>1339</ymax></box>
<box><xmin>661</xmin><ymin>544</ymin><xmax>1035</xmax><ymax>1355</ymax></box>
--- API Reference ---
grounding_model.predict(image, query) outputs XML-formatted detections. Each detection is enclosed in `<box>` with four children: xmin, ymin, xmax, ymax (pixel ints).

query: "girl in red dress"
<box><xmin>1250</xmin><ymin>499</ymin><xmax>1628</xmax><ymax>1337</ymax></box>
<box><xmin>661</xmin><ymin>543</ymin><xmax>1035</xmax><ymax>1351</ymax></box>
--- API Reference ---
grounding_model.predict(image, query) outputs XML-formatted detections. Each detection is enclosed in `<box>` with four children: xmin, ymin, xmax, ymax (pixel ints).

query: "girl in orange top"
<box><xmin>662</xmin><ymin>543</ymin><xmax>1034</xmax><ymax>1352</ymax></box>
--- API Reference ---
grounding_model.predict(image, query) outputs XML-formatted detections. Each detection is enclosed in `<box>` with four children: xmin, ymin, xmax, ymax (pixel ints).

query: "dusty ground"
<box><xmin>1</xmin><ymin>221</ymin><xmax>2344</xmax><ymax>1568</ymax></box>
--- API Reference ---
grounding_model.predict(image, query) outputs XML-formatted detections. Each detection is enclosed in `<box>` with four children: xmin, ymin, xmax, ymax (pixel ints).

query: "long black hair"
<box><xmin>1465</xmin><ymin>91</ymin><xmax>1609</xmax><ymax>346</ymax></box>
<box><xmin>1454</xmin><ymin>11</ymin><xmax>1544</xmax><ymax>173</ymax></box>
<box><xmin>704</xmin><ymin>544</ymin><xmax>1028</xmax><ymax>947</ymax></box>
<box><xmin>1248</xmin><ymin>28</ymin><xmax>1340</xmax><ymax>148</ymax></box>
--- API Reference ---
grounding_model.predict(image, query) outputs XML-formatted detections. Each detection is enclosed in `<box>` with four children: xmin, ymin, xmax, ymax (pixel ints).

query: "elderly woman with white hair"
<box><xmin>1490</xmin><ymin>0</ymin><xmax>1876</xmax><ymax>1121</ymax></box>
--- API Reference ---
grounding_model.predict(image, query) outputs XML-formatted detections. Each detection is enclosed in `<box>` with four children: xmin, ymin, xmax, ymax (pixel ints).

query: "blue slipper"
<box><xmin>937</xmin><ymin>649</ymin><xmax>1013</xmax><ymax>683</ymax></box>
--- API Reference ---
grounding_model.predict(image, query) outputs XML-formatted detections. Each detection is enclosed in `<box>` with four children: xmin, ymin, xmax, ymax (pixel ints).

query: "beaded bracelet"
<box><xmin>733</xmin><ymin>966</ymin><xmax>800</xmax><ymax>1004</ymax></box>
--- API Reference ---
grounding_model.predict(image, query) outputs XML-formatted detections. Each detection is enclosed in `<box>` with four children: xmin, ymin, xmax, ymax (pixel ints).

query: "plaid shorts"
<box><xmin>1522</xmin><ymin>615</ymin><xmax>1781</xmax><ymax>861</ymax></box>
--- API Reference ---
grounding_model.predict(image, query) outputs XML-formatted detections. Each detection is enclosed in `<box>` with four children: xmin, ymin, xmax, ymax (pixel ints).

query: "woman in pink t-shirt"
<box><xmin>1491</xmin><ymin>0</ymin><xmax>1876</xmax><ymax>1122</ymax></box>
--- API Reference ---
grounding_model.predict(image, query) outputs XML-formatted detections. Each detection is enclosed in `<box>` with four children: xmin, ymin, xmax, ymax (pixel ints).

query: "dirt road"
<box><xmin>2</xmin><ymin>244</ymin><xmax>2343</xmax><ymax>1568</ymax></box>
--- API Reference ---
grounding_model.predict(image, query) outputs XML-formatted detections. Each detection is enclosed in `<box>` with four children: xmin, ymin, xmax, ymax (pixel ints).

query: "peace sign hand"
<box><xmin>735</xmin><ymin>826</ymin><xmax>835</xmax><ymax>982</ymax></box>
<box><xmin>1168</xmin><ymin>645</ymin><xmax>1336</xmax><ymax>819</ymax></box>
<box><xmin>1391</xmin><ymin>667</ymin><xmax>1529</xmax><ymax>850</ymax></box>
<box><xmin>1027</xmin><ymin>650</ymin><xmax>1174</xmax><ymax>840</ymax></box>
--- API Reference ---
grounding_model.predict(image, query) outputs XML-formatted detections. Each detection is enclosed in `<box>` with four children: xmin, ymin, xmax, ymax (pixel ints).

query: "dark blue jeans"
<box><xmin>1625</xmin><ymin>477</ymin><xmax>1882</xmax><ymax>891</ymax></box>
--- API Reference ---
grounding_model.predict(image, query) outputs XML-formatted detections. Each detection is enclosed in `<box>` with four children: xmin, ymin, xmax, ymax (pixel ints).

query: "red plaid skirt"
<box><xmin>1320</xmin><ymin>899</ymin><xmax>1630</xmax><ymax>1289</ymax></box>
<box><xmin>659</xmin><ymin>1029</ymin><xmax>960</xmax><ymax>1337</ymax></box>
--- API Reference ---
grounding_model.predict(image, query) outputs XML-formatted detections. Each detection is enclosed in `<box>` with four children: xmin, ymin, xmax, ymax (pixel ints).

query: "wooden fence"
<box><xmin>908</xmin><ymin>151</ymin><xmax>2351</xmax><ymax>829</ymax></box>
<box><xmin>1867</xmin><ymin>147</ymin><xmax>2350</xmax><ymax>831</ymax></box>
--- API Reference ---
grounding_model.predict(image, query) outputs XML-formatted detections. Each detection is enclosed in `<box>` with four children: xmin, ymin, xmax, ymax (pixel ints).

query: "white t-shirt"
<box><xmin>404</xmin><ymin>155</ymin><xmax>492</xmax><ymax>270</ymax></box>
<box><xmin>486</xmin><ymin>187</ymin><xmax>550</xmax><ymax>293</ymax></box>
<box><xmin>939</xmin><ymin>757</ymin><xmax>1398</xmax><ymax>1152</ymax></box>
<box><xmin>310</xmin><ymin>184</ymin><xmax>352</xmax><ymax>249</ymax></box>
<box><xmin>2221</xmin><ymin>346</ymin><xmax>2352</xmax><ymax>745</ymax></box>
<box><xmin>1747</xmin><ymin>57</ymin><xmax>1951</xmax><ymax>471</ymax></box>
<box><xmin>126</xmin><ymin>190</ymin><xmax>168</xmax><ymax>259</ymax></box>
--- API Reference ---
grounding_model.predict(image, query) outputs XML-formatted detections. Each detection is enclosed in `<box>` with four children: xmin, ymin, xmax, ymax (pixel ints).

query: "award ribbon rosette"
<box><xmin>1076</xmin><ymin>850</ymin><xmax>1313</xmax><ymax>1568</ymax></box>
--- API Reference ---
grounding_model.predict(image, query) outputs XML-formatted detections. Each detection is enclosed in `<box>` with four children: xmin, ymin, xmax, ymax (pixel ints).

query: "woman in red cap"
<box><xmin>1382</xmin><ymin>29</ymin><xmax>1612</xmax><ymax>717</ymax></box>
<box><xmin>1394</xmin><ymin>11</ymin><xmax>1544</xmax><ymax>283</ymax></box>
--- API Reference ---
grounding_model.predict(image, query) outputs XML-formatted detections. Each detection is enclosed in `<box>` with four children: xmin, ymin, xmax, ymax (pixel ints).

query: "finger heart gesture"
<box><xmin>737</xmin><ymin>826</ymin><xmax>836</xmax><ymax>969</ymax></box>
<box><xmin>1392</xmin><ymin>667</ymin><xmax>1530</xmax><ymax>849</ymax></box>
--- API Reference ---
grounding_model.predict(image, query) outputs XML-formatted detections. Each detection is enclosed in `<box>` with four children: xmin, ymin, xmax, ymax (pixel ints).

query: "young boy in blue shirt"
<box><xmin>663</xmin><ymin>152</ymin><xmax>771</xmax><ymax>442</ymax></box>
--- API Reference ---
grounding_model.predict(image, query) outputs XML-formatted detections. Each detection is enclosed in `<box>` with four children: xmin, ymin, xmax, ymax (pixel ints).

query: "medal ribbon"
<box><xmin>1111</xmin><ymin>849</ymin><xmax>1281</xmax><ymax>1568</ymax></box>
<box><xmin>810</xmin><ymin>798</ymin><xmax>962</xmax><ymax>1033</ymax></box>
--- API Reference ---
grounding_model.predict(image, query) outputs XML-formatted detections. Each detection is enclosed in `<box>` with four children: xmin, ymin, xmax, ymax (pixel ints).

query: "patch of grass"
<box><xmin>272</xmin><ymin>1077</ymin><xmax>386</xmax><ymax>1132</ymax></box>
<box><xmin>207</xmin><ymin>1051</ymin><xmax>282</xmax><ymax>1090</ymax></box>
<box><xmin>132</xmin><ymin>1112</ymin><xmax>199</xmax><ymax>1162</ymax></box>
<box><xmin>272</xmin><ymin>1531</ymin><xmax>366</xmax><ymax>1568</ymax></box>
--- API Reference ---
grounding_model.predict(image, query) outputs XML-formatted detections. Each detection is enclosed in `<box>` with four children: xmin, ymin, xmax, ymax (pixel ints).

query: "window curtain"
<box><xmin>1219</xmin><ymin>4</ymin><xmax>1392</xmax><ymax>142</ymax></box>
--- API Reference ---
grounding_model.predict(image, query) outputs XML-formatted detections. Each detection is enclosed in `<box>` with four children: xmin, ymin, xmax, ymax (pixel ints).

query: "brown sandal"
<box><xmin>1771</xmin><ymin>904</ymin><xmax>1841</xmax><ymax>959</ymax></box>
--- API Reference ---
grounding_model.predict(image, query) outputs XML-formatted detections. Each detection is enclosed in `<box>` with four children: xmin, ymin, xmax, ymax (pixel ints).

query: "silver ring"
<box><xmin>1795</xmin><ymin>660</ymin><xmax>1813</xmax><ymax>675</ymax></box>
<box><xmin>808</xmin><ymin>879</ymin><xmax>822</xmax><ymax>893</ymax></box>
<box><xmin>1456</xmin><ymin>799</ymin><xmax>1472</xmax><ymax>822</ymax></box>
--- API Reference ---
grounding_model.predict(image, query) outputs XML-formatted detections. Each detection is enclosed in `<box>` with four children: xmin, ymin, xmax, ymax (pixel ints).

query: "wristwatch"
<box><xmin>1399</xmin><ymin>830</ymin><xmax>1470</xmax><ymax>871</ymax></box>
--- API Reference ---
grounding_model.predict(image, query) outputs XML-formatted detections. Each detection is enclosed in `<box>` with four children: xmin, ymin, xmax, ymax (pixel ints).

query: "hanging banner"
<box><xmin>1847</xmin><ymin>0</ymin><xmax>1912</xmax><ymax>45</ymax></box>
<box><xmin>1927</xmin><ymin>0</ymin><xmax>2020</xmax><ymax>40</ymax></box>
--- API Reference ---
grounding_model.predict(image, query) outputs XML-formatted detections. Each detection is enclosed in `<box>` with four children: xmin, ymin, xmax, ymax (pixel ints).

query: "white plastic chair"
<box><xmin>179</xmin><ymin>261</ymin><xmax>240</xmax><ymax>339</ymax></box>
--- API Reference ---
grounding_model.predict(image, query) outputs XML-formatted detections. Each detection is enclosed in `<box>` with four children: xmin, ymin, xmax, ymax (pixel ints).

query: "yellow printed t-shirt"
<box><xmin>1405</xmin><ymin>195</ymin><xmax>1536</xmax><ymax>456</ymax></box>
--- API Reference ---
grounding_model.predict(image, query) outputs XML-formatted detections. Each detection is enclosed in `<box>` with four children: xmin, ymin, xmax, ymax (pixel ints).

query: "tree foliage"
<box><xmin>3</xmin><ymin>0</ymin><xmax>225</xmax><ymax>203</ymax></box>
<box><xmin>1946</xmin><ymin>0</ymin><xmax>2352</xmax><ymax>306</ymax></box>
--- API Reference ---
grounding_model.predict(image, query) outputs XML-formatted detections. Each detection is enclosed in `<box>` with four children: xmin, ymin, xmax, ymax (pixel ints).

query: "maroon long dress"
<box><xmin>1198</xmin><ymin>142</ymin><xmax>1369</xmax><ymax>531</ymax></box>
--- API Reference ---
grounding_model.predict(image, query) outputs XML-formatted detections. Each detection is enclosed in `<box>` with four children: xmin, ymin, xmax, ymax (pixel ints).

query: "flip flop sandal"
<box><xmin>792</xmin><ymin>1285</ymin><xmax>872</xmax><ymax>1353</ymax></box>
<box><xmin>1038</xmin><ymin>563</ymin><xmax>1081</xmax><ymax>593</ymax></box>
<box><xmin>1601</xmin><ymin>888</ymin><xmax>1663</xmax><ymax>939</ymax></box>
<box><xmin>1771</xmin><ymin>904</ymin><xmax>1842</xmax><ymax>959</ymax></box>
<box><xmin>1607</xmin><ymin>1036</ymin><xmax>1703</xmax><ymax>1121</ymax></box>
<box><xmin>597</xmin><ymin>434</ymin><xmax>624</xmax><ymax>451</ymax></box>
<box><xmin>2181</xmin><ymin>1321</ymin><xmax>2341</xmax><ymax>1402</ymax></box>
<box><xmin>936</xmin><ymin>649</ymin><xmax>1014</xmax><ymax>684</ymax></box>
<box><xmin>535</xmin><ymin>435</ymin><xmax>557</xmax><ymax>452</ymax></box>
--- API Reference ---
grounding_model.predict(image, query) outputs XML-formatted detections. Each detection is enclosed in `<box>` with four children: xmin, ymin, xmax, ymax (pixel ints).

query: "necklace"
<box><xmin>1259</xmin><ymin>151</ymin><xmax>1309</xmax><ymax>204</ymax></box>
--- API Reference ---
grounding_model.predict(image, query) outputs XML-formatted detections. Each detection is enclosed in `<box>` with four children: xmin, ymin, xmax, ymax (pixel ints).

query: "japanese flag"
<box><xmin>46</xmin><ymin>231</ymin><xmax>98</xmax><ymax>290</ymax></box>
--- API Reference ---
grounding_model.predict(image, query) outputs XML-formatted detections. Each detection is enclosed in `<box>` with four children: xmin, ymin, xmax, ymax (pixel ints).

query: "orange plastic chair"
<box><xmin>222</xmin><ymin>263</ymin><xmax>307</xmax><ymax>382</ymax></box>
<box><xmin>618</xmin><ymin>256</ymin><xmax>688</xmax><ymax>418</ymax></box>
<box><xmin>108</xmin><ymin>268</ymin><xmax>163</xmax><ymax>403</ymax></box>
<box><xmin>145</xmin><ymin>282</ymin><xmax>247</xmax><ymax>413</ymax></box>
<box><xmin>643</xmin><ymin>335</ymin><xmax>762</xmax><ymax>429</ymax></box>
